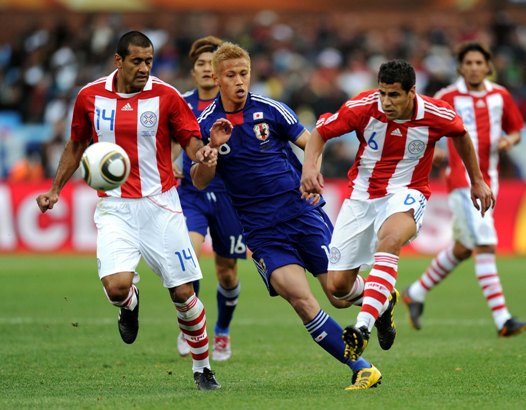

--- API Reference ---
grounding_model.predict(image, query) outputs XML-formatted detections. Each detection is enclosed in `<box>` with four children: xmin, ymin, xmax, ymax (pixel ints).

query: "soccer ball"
<box><xmin>80</xmin><ymin>142</ymin><xmax>131</xmax><ymax>191</ymax></box>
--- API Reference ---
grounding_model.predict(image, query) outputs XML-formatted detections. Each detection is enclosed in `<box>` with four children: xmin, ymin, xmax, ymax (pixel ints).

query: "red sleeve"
<box><xmin>501</xmin><ymin>90</ymin><xmax>524</xmax><ymax>134</ymax></box>
<box><xmin>445</xmin><ymin>113</ymin><xmax>467</xmax><ymax>138</ymax></box>
<box><xmin>170</xmin><ymin>92</ymin><xmax>202</xmax><ymax>148</ymax></box>
<box><xmin>70</xmin><ymin>91</ymin><xmax>93</xmax><ymax>142</ymax></box>
<box><xmin>316</xmin><ymin>100</ymin><xmax>362</xmax><ymax>141</ymax></box>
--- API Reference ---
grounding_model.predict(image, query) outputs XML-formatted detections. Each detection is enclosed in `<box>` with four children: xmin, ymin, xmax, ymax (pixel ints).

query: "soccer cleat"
<box><xmin>212</xmin><ymin>335</ymin><xmax>231</xmax><ymax>361</ymax></box>
<box><xmin>342</xmin><ymin>325</ymin><xmax>370</xmax><ymax>362</ymax></box>
<box><xmin>118</xmin><ymin>288</ymin><xmax>139</xmax><ymax>344</ymax></box>
<box><xmin>374</xmin><ymin>288</ymin><xmax>399</xmax><ymax>350</ymax></box>
<box><xmin>498</xmin><ymin>317</ymin><xmax>526</xmax><ymax>337</ymax></box>
<box><xmin>402</xmin><ymin>287</ymin><xmax>424</xmax><ymax>330</ymax></box>
<box><xmin>177</xmin><ymin>332</ymin><xmax>191</xmax><ymax>357</ymax></box>
<box><xmin>194</xmin><ymin>368</ymin><xmax>221</xmax><ymax>391</ymax></box>
<box><xmin>345</xmin><ymin>365</ymin><xmax>382</xmax><ymax>391</ymax></box>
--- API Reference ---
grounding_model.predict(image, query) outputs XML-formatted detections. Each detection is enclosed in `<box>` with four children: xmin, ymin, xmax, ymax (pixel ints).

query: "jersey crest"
<box><xmin>253</xmin><ymin>122</ymin><xmax>270</xmax><ymax>141</ymax></box>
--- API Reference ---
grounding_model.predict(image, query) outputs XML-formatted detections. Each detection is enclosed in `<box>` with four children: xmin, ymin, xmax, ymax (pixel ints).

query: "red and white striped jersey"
<box><xmin>71</xmin><ymin>70</ymin><xmax>201</xmax><ymax>198</ymax></box>
<box><xmin>435</xmin><ymin>78</ymin><xmax>524</xmax><ymax>194</ymax></box>
<box><xmin>317</xmin><ymin>89</ymin><xmax>466</xmax><ymax>200</ymax></box>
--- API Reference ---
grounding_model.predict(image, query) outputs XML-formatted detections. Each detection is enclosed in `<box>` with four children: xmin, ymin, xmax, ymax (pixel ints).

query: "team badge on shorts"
<box><xmin>329</xmin><ymin>247</ymin><xmax>341</xmax><ymax>264</ymax></box>
<box><xmin>140</xmin><ymin>111</ymin><xmax>157</xmax><ymax>128</ymax></box>
<box><xmin>253</xmin><ymin>123</ymin><xmax>270</xmax><ymax>141</ymax></box>
<box><xmin>97</xmin><ymin>258</ymin><xmax>101</xmax><ymax>273</ymax></box>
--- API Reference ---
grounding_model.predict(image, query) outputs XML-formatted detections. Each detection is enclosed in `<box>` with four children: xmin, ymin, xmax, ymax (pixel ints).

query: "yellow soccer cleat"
<box><xmin>342</xmin><ymin>325</ymin><xmax>369</xmax><ymax>361</ymax></box>
<box><xmin>345</xmin><ymin>365</ymin><xmax>382</xmax><ymax>390</ymax></box>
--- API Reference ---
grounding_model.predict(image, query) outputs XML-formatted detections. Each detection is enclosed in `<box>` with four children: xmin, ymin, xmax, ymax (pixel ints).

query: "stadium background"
<box><xmin>1</xmin><ymin>0</ymin><xmax>526</xmax><ymax>255</ymax></box>
<box><xmin>1</xmin><ymin>2</ymin><xmax>526</xmax><ymax>409</ymax></box>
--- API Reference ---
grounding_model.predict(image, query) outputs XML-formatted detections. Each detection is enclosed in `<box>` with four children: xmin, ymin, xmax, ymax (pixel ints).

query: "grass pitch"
<box><xmin>1</xmin><ymin>253</ymin><xmax>525</xmax><ymax>409</ymax></box>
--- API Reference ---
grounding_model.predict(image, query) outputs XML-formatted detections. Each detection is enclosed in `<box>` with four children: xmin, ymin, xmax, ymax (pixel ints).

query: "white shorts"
<box><xmin>94</xmin><ymin>187</ymin><xmax>202</xmax><ymax>288</ymax></box>
<box><xmin>329</xmin><ymin>189</ymin><xmax>427</xmax><ymax>271</ymax></box>
<box><xmin>449</xmin><ymin>188</ymin><xmax>497</xmax><ymax>249</ymax></box>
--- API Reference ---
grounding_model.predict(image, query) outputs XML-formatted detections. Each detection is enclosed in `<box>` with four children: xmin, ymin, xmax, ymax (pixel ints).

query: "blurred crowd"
<box><xmin>1</xmin><ymin>8</ymin><xmax>526</xmax><ymax>181</ymax></box>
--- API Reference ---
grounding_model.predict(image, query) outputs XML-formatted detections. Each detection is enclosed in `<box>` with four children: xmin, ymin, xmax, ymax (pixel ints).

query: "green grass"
<box><xmin>1</xmin><ymin>254</ymin><xmax>525</xmax><ymax>409</ymax></box>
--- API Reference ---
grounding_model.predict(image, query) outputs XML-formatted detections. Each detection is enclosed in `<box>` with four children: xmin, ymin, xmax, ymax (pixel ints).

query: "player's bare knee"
<box><xmin>475</xmin><ymin>244</ymin><xmax>494</xmax><ymax>256</ymax></box>
<box><xmin>216</xmin><ymin>267</ymin><xmax>238</xmax><ymax>289</ymax></box>
<box><xmin>215</xmin><ymin>258</ymin><xmax>237</xmax><ymax>287</ymax></box>
<box><xmin>169</xmin><ymin>282</ymin><xmax>195</xmax><ymax>303</ymax></box>
<box><xmin>453</xmin><ymin>242</ymin><xmax>473</xmax><ymax>260</ymax></box>
<box><xmin>327</xmin><ymin>275</ymin><xmax>352</xmax><ymax>298</ymax></box>
<box><xmin>103</xmin><ymin>283</ymin><xmax>131</xmax><ymax>303</ymax></box>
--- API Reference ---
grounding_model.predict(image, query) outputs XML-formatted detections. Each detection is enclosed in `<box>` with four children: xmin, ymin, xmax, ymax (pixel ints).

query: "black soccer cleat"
<box><xmin>194</xmin><ymin>368</ymin><xmax>221</xmax><ymax>391</ymax></box>
<box><xmin>374</xmin><ymin>288</ymin><xmax>399</xmax><ymax>350</ymax></box>
<box><xmin>498</xmin><ymin>317</ymin><xmax>526</xmax><ymax>337</ymax></box>
<box><xmin>342</xmin><ymin>325</ymin><xmax>370</xmax><ymax>362</ymax></box>
<box><xmin>402</xmin><ymin>287</ymin><xmax>424</xmax><ymax>330</ymax></box>
<box><xmin>118</xmin><ymin>288</ymin><xmax>139</xmax><ymax>344</ymax></box>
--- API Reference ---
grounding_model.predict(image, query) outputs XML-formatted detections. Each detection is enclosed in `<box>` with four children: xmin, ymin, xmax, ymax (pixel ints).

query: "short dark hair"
<box><xmin>116</xmin><ymin>31</ymin><xmax>153</xmax><ymax>59</ymax></box>
<box><xmin>189</xmin><ymin>36</ymin><xmax>223</xmax><ymax>66</ymax></box>
<box><xmin>378</xmin><ymin>59</ymin><xmax>416</xmax><ymax>92</ymax></box>
<box><xmin>456</xmin><ymin>41</ymin><xmax>492</xmax><ymax>63</ymax></box>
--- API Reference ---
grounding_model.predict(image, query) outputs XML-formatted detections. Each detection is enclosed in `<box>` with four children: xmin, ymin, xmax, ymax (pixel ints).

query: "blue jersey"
<box><xmin>198</xmin><ymin>93</ymin><xmax>324</xmax><ymax>235</ymax></box>
<box><xmin>181</xmin><ymin>89</ymin><xmax>226</xmax><ymax>193</ymax></box>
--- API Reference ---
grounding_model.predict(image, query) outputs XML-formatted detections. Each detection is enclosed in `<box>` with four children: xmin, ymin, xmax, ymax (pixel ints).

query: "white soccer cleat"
<box><xmin>177</xmin><ymin>332</ymin><xmax>191</xmax><ymax>357</ymax></box>
<box><xmin>212</xmin><ymin>335</ymin><xmax>231</xmax><ymax>361</ymax></box>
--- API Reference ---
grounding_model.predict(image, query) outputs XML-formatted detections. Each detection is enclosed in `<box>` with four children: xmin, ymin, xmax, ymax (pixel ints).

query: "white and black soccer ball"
<box><xmin>80</xmin><ymin>142</ymin><xmax>131</xmax><ymax>191</ymax></box>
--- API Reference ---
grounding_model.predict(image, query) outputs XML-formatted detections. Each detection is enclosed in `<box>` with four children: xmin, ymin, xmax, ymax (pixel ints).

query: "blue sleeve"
<box><xmin>272</xmin><ymin>101</ymin><xmax>306</xmax><ymax>143</ymax></box>
<box><xmin>198</xmin><ymin>118</ymin><xmax>211</xmax><ymax>144</ymax></box>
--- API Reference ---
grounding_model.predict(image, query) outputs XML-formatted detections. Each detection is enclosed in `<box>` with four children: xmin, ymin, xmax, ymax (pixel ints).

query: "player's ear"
<box><xmin>115</xmin><ymin>53</ymin><xmax>123</xmax><ymax>69</ymax></box>
<box><xmin>408</xmin><ymin>84</ymin><xmax>416</xmax><ymax>98</ymax></box>
<box><xmin>487</xmin><ymin>61</ymin><xmax>494</xmax><ymax>76</ymax></box>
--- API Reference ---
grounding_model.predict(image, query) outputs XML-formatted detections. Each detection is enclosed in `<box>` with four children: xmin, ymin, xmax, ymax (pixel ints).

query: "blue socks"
<box><xmin>214</xmin><ymin>282</ymin><xmax>240</xmax><ymax>335</ymax></box>
<box><xmin>305</xmin><ymin>309</ymin><xmax>372</xmax><ymax>372</ymax></box>
<box><xmin>192</xmin><ymin>279</ymin><xmax>200</xmax><ymax>297</ymax></box>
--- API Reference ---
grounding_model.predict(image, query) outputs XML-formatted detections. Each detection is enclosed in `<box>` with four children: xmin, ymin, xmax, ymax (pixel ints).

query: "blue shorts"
<box><xmin>247</xmin><ymin>207</ymin><xmax>333</xmax><ymax>296</ymax></box>
<box><xmin>179</xmin><ymin>189</ymin><xmax>247</xmax><ymax>259</ymax></box>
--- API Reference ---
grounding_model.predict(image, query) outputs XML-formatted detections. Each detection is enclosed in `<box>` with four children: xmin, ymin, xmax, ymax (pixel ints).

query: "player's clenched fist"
<box><xmin>36</xmin><ymin>191</ymin><xmax>59</xmax><ymax>213</ymax></box>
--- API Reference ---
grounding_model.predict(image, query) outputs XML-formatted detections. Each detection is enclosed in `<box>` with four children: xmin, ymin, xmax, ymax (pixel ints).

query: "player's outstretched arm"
<box><xmin>451</xmin><ymin>132</ymin><xmax>495</xmax><ymax>216</ymax></box>
<box><xmin>36</xmin><ymin>139</ymin><xmax>90</xmax><ymax>213</ymax></box>
<box><xmin>186</xmin><ymin>137</ymin><xmax>218</xmax><ymax>190</ymax></box>
<box><xmin>300</xmin><ymin>129</ymin><xmax>326</xmax><ymax>200</ymax></box>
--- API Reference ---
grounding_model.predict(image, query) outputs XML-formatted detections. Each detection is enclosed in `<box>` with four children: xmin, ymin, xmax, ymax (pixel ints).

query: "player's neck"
<box><xmin>464</xmin><ymin>79</ymin><xmax>485</xmax><ymax>92</ymax></box>
<box><xmin>221</xmin><ymin>98</ymin><xmax>246</xmax><ymax>113</ymax></box>
<box><xmin>115</xmin><ymin>74</ymin><xmax>142</xmax><ymax>94</ymax></box>
<box><xmin>198</xmin><ymin>87</ymin><xmax>218</xmax><ymax>100</ymax></box>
